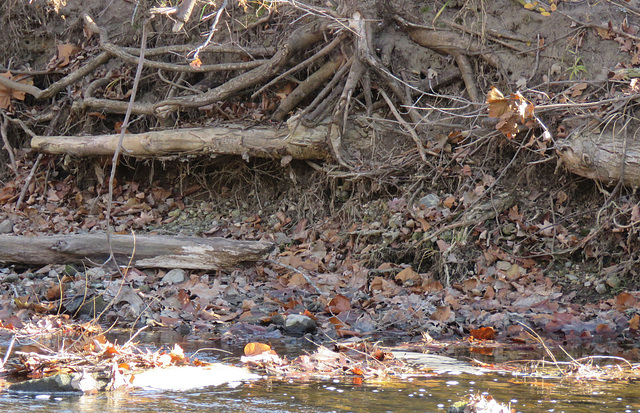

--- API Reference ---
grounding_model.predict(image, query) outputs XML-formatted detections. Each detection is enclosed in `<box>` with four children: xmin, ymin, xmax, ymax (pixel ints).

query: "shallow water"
<box><xmin>3</xmin><ymin>371</ymin><xmax>640</xmax><ymax>412</ymax></box>
<box><xmin>3</xmin><ymin>331</ymin><xmax>640</xmax><ymax>412</ymax></box>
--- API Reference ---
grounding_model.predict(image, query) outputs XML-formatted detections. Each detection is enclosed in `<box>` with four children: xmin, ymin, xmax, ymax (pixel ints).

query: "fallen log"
<box><xmin>0</xmin><ymin>233</ymin><xmax>274</xmax><ymax>270</ymax></box>
<box><xmin>556</xmin><ymin>131</ymin><xmax>640</xmax><ymax>188</ymax></box>
<box><xmin>31</xmin><ymin>122</ymin><xmax>330</xmax><ymax>159</ymax></box>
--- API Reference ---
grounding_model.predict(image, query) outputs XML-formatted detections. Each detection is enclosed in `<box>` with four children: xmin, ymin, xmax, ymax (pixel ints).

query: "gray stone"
<box><xmin>417</xmin><ymin>193</ymin><xmax>440</xmax><ymax>209</ymax></box>
<box><xmin>8</xmin><ymin>372</ymin><xmax>106</xmax><ymax>394</ymax></box>
<box><xmin>0</xmin><ymin>219</ymin><xmax>13</xmax><ymax>234</ymax></box>
<box><xmin>284</xmin><ymin>314</ymin><xmax>316</xmax><ymax>337</ymax></box>
<box><xmin>606</xmin><ymin>275</ymin><xmax>621</xmax><ymax>289</ymax></box>
<box><xmin>162</xmin><ymin>268</ymin><xmax>186</xmax><ymax>284</ymax></box>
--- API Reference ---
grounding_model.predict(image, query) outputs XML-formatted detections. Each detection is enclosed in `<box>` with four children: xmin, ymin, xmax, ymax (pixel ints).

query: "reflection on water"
<box><xmin>3</xmin><ymin>331</ymin><xmax>640</xmax><ymax>412</ymax></box>
<box><xmin>3</xmin><ymin>373</ymin><xmax>640</xmax><ymax>413</ymax></box>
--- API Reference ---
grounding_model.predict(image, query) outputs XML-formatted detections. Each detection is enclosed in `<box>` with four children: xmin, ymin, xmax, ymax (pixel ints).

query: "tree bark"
<box><xmin>0</xmin><ymin>233</ymin><xmax>274</xmax><ymax>270</ymax></box>
<box><xmin>556</xmin><ymin>132</ymin><xmax>640</xmax><ymax>188</ymax></box>
<box><xmin>31</xmin><ymin>123</ymin><xmax>330</xmax><ymax>159</ymax></box>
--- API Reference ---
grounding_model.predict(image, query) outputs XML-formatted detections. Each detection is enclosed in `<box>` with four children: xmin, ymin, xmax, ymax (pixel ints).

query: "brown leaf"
<box><xmin>615</xmin><ymin>292</ymin><xmax>639</xmax><ymax>310</ymax></box>
<box><xmin>486</xmin><ymin>86</ymin><xmax>510</xmax><ymax>118</ymax></box>
<box><xmin>430</xmin><ymin>306</ymin><xmax>454</xmax><ymax>323</ymax></box>
<box><xmin>45</xmin><ymin>284</ymin><xmax>63</xmax><ymax>301</ymax></box>
<box><xmin>326</xmin><ymin>294</ymin><xmax>350</xmax><ymax>314</ymax></box>
<box><xmin>56</xmin><ymin>43</ymin><xmax>80</xmax><ymax>67</ymax></box>
<box><xmin>470</xmin><ymin>326</ymin><xmax>496</xmax><ymax>340</ymax></box>
<box><xmin>0</xmin><ymin>71</ymin><xmax>33</xmax><ymax>109</ymax></box>
<box><xmin>443</xmin><ymin>196</ymin><xmax>456</xmax><ymax>209</ymax></box>
<box><xmin>395</xmin><ymin>267</ymin><xmax>419</xmax><ymax>284</ymax></box>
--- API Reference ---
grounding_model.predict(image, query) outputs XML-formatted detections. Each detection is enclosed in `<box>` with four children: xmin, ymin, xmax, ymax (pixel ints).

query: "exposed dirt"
<box><xmin>2</xmin><ymin>0</ymin><xmax>640</xmax><ymax>361</ymax></box>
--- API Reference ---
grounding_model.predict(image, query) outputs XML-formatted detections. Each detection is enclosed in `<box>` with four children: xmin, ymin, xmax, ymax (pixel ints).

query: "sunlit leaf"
<box><xmin>244</xmin><ymin>342</ymin><xmax>273</xmax><ymax>357</ymax></box>
<box><xmin>486</xmin><ymin>86</ymin><xmax>509</xmax><ymax>118</ymax></box>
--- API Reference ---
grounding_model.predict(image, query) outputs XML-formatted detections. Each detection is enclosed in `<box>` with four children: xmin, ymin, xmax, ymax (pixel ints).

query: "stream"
<box><xmin>2</xmin><ymin>331</ymin><xmax>639</xmax><ymax>413</ymax></box>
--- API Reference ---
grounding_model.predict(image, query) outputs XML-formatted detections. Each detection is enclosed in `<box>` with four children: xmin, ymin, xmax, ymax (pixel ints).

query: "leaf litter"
<box><xmin>3</xmin><ymin>1</ymin><xmax>640</xmax><ymax>407</ymax></box>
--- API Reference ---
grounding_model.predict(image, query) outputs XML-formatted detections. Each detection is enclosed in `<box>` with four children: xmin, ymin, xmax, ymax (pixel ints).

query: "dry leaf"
<box><xmin>190</xmin><ymin>57</ymin><xmax>202</xmax><ymax>68</ymax></box>
<box><xmin>326</xmin><ymin>294</ymin><xmax>350</xmax><ymax>314</ymax></box>
<box><xmin>56</xmin><ymin>43</ymin><xmax>80</xmax><ymax>67</ymax></box>
<box><xmin>430</xmin><ymin>306</ymin><xmax>454</xmax><ymax>323</ymax></box>
<box><xmin>470</xmin><ymin>326</ymin><xmax>496</xmax><ymax>340</ymax></box>
<box><xmin>244</xmin><ymin>342</ymin><xmax>274</xmax><ymax>357</ymax></box>
<box><xmin>395</xmin><ymin>267</ymin><xmax>419</xmax><ymax>283</ymax></box>
<box><xmin>0</xmin><ymin>71</ymin><xmax>33</xmax><ymax>109</ymax></box>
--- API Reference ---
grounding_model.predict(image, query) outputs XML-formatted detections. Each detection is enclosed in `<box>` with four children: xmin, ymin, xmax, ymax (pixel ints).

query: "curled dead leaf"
<box><xmin>0</xmin><ymin>72</ymin><xmax>34</xmax><ymax>109</ymax></box>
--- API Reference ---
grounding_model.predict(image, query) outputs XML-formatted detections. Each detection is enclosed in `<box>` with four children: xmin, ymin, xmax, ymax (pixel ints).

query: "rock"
<box><xmin>0</xmin><ymin>219</ymin><xmax>13</xmax><ymax>234</ymax></box>
<box><xmin>8</xmin><ymin>371</ymin><xmax>106</xmax><ymax>394</ymax></box>
<box><xmin>270</xmin><ymin>313</ymin><xmax>285</xmax><ymax>326</ymax></box>
<box><xmin>417</xmin><ymin>193</ymin><xmax>439</xmax><ymax>209</ymax></box>
<box><xmin>65</xmin><ymin>295</ymin><xmax>108</xmax><ymax>317</ymax></box>
<box><xmin>162</xmin><ymin>268</ymin><xmax>186</xmax><ymax>284</ymax></box>
<box><xmin>284</xmin><ymin>314</ymin><xmax>316</xmax><ymax>336</ymax></box>
<box><xmin>606</xmin><ymin>275</ymin><xmax>621</xmax><ymax>289</ymax></box>
<box><xmin>2</xmin><ymin>273</ymin><xmax>19</xmax><ymax>283</ymax></box>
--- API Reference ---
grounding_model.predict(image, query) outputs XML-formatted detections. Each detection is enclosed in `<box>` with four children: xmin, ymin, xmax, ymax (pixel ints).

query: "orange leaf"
<box><xmin>106</xmin><ymin>345</ymin><xmax>120</xmax><ymax>355</ymax></box>
<box><xmin>443</xmin><ymin>196</ymin><xmax>456</xmax><ymax>209</ymax></box>
<box><xmin>190</xmin><ymin>57</ymin><xmax>202</xmax><ymax>68</ymax></box>
<box><xmin>470</xmin><ymin>327</ymin><xmax>496</xmax><ymax>340</ymax></box>
<box><xmin>244</xmin><ymin>342</ymin><xmax>273</xmax><ymax>357</ymax></box>
<box><xmin>328</xmin><ymin>316</ymin><xmax>345</xmax><ymax>330</ymax></box>
<box><xmin>350</xmin><ymin>367</ymin><xmax>364</xmax><ymax>375</ymax></box>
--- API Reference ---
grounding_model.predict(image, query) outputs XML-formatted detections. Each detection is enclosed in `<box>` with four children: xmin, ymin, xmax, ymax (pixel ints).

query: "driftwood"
<box><xmin>556</xmin><ymin>131</ymin><xmax>640</xmax><ymax>188</ymax></box>
<box><xmin>31</xmin><ymin>122</ymin><xmax>331</xmax><ymax>159</ymax></box>
<box><xmin>0</xmin><ymin>233</ymin><xmax>274</xmax><ymax>270</ymax></box>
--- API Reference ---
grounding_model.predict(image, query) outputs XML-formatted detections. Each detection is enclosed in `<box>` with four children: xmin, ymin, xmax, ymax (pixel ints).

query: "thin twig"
<box><xmin>0</xmin><ymin>335</ymin><xmax>16</xmax><ymax>370</ymax></box>
<box><xmin>191</xmin><ymin>0</ymin><xmax>229</xmax><ymax>62</ymax></box>
<box><xmin>105</xmin><ymin>17</ymin><xmax>151</xmax><ymax>267</ymax></box>
<box><xmin>0</xmin><ymin>112</ymin><xmax>17</xmax><ymax>175</ymax></box>
<box><xmin>379</xmin><ymin>89</ymin><xmax>428</xmax><ymax>162</ymax></box>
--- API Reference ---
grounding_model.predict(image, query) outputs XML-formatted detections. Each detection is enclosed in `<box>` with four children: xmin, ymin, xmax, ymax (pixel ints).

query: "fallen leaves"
<box><xmin>0</xmin><ymin>72</ymin><xmax>33</xmax><ymax>110</ymax></box>
<box><xmin>486</xmin><ymin>86</ymin><xmax>536</xmax><ymax>139</ymax></box>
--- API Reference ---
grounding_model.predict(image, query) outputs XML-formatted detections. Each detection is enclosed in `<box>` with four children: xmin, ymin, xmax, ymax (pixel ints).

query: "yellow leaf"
<box><xmin>244</xmin><ymin>342</ymin><xmax>273</xmax><ymax>357</ymax></box>
<box><xmin>523</xmin><ymin>2</ymin><xmax>535</xmax><ymax>9</ymax></box>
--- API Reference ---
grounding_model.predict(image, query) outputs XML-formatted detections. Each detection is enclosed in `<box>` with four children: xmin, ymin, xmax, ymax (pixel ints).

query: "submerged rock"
<box><xmin>284</xmin><ymin>314</ymin><xmax>316</xmax><ymax>336</ymax></box>
<box><xmin>8</xmin><ymin>371</ymin><xmax>107</xmax><ymax>394</ymax></box>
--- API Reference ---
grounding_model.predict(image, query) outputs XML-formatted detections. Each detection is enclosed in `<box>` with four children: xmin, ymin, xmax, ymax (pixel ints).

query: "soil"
<box><xmin>2</xmin><ymin>0</ymin><xmax>640</xmax><ymax>360</ymax></box>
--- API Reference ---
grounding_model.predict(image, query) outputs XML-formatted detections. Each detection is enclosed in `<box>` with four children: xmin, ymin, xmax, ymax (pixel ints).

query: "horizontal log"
<box><xmin>556</xmin><ymin>131</ymin><xmax>640</xmax><ymax>188</ymax></box>
<box><xmin>31</xmin><ymin>123</ymin><xmax>330</xmax><ymax>159</ymax></box>
<box><xmin>0</xmin><ymin>233</ymin><xmax>274</xmax><ymax>270</ymax></box>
